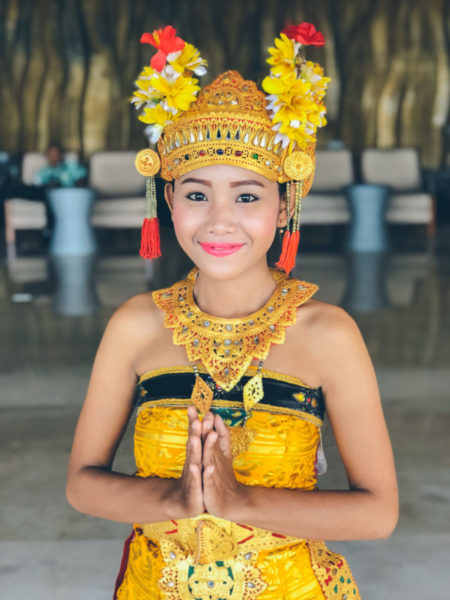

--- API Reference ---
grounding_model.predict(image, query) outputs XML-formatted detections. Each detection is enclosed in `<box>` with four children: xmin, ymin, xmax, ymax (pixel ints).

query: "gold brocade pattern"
<box><xmin>152</xmin><ymin>269</ymin><xmax>318</xmax><ymax>391</ymax></box>
<box><xmin>134</xmin><ymin>406</ymin><xmax>319</xmax><ymax>489</ymax></box>
<box><xmin>119</xmin><ymin>402</ymin><xmax>360</xmax><ymax>600</ymax></box>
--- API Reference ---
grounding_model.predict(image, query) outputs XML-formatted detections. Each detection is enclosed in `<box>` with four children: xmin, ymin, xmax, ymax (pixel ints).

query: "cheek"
<box><xmin>171</xmin><ymin>202</ymin><xmax>202</xmax><ymax>243</ymax></box>
<box><xmin>244</xmin><ymin>205</ymin><xmax>280</xmax><ymax>244</ymax></box>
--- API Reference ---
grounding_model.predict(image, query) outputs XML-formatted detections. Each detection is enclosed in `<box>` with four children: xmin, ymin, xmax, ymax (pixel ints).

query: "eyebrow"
<box><xmin>180</xmin><ymin>177</ymin><xmax>265</xmax><ymax>188</ymax></box>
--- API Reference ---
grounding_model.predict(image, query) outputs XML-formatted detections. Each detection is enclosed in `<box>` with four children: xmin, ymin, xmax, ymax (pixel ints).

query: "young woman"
<box><xmin>66</xmin><ymin>25</ymin><xmax>398</xmax><ymax>599</ymax></box>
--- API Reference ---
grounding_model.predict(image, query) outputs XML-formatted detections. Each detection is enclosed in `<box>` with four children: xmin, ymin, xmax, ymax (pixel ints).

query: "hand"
<box><xmin>202</xmin><ymin>413</ymin><xmax>250</xmax><ymax>519</ymax></box>
<box><xmin>166</xmin><ymin>406</ymin><xmax>205</xmax><ymax>518</ymax></box>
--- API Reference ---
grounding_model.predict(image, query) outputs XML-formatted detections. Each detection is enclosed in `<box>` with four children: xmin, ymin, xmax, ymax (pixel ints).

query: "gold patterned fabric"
<box><xmin>115</xmin><ymin>367</ymin><xmax>360</xmax><ymax>599</ymax></box>
<box><xmin>115</xmin><ymin>272</ymin><xmax>359</xmax><ymax>599</ymax></box>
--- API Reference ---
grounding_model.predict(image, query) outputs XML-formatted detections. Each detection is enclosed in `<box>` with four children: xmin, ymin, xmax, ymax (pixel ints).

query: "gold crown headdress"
<box><xmin>132</xmin><ymin>23</ymin><xmax>330</xmax><ymax>272</ymax></box>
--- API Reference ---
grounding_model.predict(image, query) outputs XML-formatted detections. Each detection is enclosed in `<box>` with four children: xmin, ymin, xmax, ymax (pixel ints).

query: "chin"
<box><xmin>194</xmin><ymin>254</ymin><xmax>269</xmax><ymax>282</ymax></box>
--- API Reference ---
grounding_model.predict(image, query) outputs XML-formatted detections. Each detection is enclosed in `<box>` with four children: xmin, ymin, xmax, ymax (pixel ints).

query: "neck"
<box><xmin>193</xmin><ymin>261</ymin><xmax>278</xmax><ymax>318</ymax></box>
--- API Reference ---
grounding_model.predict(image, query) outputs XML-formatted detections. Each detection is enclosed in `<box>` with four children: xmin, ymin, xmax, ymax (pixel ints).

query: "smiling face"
<box><xmin>165</xmin><ymin>165</ymin><xmax>286</xmax><ymax>280</ymax></box>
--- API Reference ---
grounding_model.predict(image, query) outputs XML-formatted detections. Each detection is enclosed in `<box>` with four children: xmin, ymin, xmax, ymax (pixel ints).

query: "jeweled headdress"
<box><xmin>131</xmin><ymin>24</ymin><xmax>330</xmax><ymax>272</ymax></box>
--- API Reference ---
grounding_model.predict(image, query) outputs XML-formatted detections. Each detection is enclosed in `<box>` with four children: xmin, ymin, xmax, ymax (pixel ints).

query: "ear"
<box><xmin>277</xmin><ymin>182</ymin><xmax>295</xmax><ymax>228</ymax></box>
<box><xmin>164</xmin><ymin>182</ymin><xmax>174</xmax><ymax>214</ymax></box>
<box><xmin>277</xmin><ymin>197</ymin><xmax>287</xmax><ymax>228</ymax></box>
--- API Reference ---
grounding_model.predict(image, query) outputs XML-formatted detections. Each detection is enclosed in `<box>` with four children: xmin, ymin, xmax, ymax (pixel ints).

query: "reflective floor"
<box><xmin>1</xmin><ymin>226</ymin><xmax>449</xmax><ymax>599</ymax></box>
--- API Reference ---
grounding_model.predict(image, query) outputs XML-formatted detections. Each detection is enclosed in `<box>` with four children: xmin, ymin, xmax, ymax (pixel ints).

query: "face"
<box><xmin>165</xmin><ymin>165</ymin><xmax>286</xmax><ymax>280</ymax></box>
<box><xmin>46</xmin><ymin>145</ymin><xmax>63</xmax><ymax>166</ymax></box>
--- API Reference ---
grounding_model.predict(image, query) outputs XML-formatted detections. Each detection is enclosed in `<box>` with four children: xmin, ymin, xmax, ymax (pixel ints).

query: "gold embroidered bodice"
<box><xmin>115</xmin><ymin>273</ymin><xmax>360</xmax><ymax>600</ymax></box>
<box><xmin>135</xmin><ymin>366</ymin><xmax>323</xmax><ymax>490</ymax></box>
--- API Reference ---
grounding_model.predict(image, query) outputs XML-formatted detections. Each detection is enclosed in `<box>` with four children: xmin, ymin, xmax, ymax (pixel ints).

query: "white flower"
<box><xmin>144</xmin><ymin>124</ymin><xmax>164</xmax><ymax>144</ymax></box>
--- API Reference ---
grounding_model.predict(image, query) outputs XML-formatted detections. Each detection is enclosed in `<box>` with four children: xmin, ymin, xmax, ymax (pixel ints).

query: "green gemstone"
<box><xmin>252</xmin><ymin>153</ymin><xmax>259</xmax><ymax>159</ymax></box>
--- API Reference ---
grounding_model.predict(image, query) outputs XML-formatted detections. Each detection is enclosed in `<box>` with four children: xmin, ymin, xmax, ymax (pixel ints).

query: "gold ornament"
<box><xmin>135</xmin><ymin>148</ymin><xmax>161</xmax><ymax>177</ymax></box>
<box><xmin>158</xmin><ymin>71</ymin><xmax>318</xmax><ymax>184</ymax></box>
<box><xmin>243</xmin><ymin>372</ymin><xmax>264</xmax><ymax>413</ymax></box>
<box><xmin>283</xmin><ymin>151</ymin><xmax>314</xmax><ymax>181</ymax></box>
<box><xmin>191</xmin><ymin>374</ymin><xmax>214</xmax><ymax>416</ymax></box>
<box><xmin>153</xmin><ymin>268</ymin><xmax>318</xmax><ymax>391</ymax></box>
<box><xmin>158</xmin><ymin>538</ymin><xmax>267</xmax><ymax>600</ymax></box>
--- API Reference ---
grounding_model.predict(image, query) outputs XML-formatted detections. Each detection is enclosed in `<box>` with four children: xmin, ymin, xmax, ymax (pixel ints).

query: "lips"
<box><xmin>199</xmin><ymin>242</ymin><xmax>244</xmax><ymax>256</ymax></box>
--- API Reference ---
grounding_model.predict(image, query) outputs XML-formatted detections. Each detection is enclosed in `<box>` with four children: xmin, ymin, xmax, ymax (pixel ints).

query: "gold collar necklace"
<box><xmin>153</xmin><ymin>268</ymin><xmax>318</xmax><ymax>414</ymax></box>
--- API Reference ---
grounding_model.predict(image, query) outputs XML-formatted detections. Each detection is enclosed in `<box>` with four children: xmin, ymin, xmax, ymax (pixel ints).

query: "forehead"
<box><xmin>176</xmin><ymin>164</ymin><xmax>275</xmax><ymax>187</ymax></box>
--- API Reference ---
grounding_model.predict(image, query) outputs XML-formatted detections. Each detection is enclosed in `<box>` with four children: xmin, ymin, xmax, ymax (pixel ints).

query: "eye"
<box><xmin>186</xmin><ymin>192</ymin><xmax>207</xmax><ymax>202</ymax></box>
<box><xmin>236</xmin><ymin>193</ymin><xmax>259</xmax><ymax>203</ymax></box>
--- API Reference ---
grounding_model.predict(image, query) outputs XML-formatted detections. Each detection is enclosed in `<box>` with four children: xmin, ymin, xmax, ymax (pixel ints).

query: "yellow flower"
<box><xmin>131</xmin><ymin>66</ymin><xmax>161</xmax><ymax>107</ymax></box>
<box><xmin>168</xmin><ymin>43</ymin><xmax>207</xmax><ymax>76</ymax></box>
<box><xmin>149</xmin><ymin>72</ymin><xmax>201</xmax><ymax>112</ymax></box>
<box><xmin>263</xmin><ymin>72</ymin><xmax>312</xmax><ymax>107</ymax></box>
<box><xmin>138</xmin><ymin>103</ymin><xmax>171</xmax><ymax>126</ymax></box>
<box><xmin>266</xmin><ymin>33</ymin><xmax>297</xmax><ymax>78</ymax></box>
<box><xmin>138</xmin><ymin>103</ymin><xmax>175</xmax><ymax>143</ymax></box>
<box><xmin>263</xmin><ymin>72</ymin><xmax>327</xmax><ymax>148</ymax></box>
<box><xmin>300</xmin><ymin>61</ymin><xmax>331</xmax><ymax>101</ymax></box>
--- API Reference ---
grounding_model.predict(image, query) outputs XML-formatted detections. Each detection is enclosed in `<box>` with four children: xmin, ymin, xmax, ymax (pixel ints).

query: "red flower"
<box><xmin>141</xmin><ymin>26</ymin><xmax>185</xmax><ymax>72</ymax></box>
<box><xmin>282</xmin><ymin>23</ymin><xmax>325</xmax><ymax>46</ymax></box>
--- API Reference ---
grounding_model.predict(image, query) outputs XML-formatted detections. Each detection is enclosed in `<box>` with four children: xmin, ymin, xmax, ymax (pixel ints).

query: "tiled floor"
<box><xmin>1</xmin><ymin>226</ymin><xmax>449</xmax><ymax>599</ymax></box>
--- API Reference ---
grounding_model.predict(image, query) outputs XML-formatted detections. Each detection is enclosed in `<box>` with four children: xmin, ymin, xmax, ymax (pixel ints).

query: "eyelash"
<box><xmin>185</xmin><ymin>192</ymin><xmax>260</xmax><ymax>203</ymax></box>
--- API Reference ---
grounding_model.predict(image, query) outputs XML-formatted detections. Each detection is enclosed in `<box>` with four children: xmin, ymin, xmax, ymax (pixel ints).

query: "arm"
<box><xmin>66</xmin><ymin>297</ymin><xmax>204</xmax><ymax>523</ymax></box>
<box><xmin>202</xmin><ymin>305</ymin><xmax>398</xmax><ymax>540</ymax></box>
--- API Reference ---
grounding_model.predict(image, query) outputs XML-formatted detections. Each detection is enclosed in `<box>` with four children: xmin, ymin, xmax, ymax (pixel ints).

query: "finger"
<box><xmin>202</xmin><ymin>431</ymin><xmax>218</xmax><ymax>467</ymax></box>
<box><xmin>187</xmin><ymin>405</ymin><xmax>201</xmax><ymax>437</ymax></box>
<box><xmin>188</xmin><ymin>463</ymin><xmax>205</xmax><ymax>513</ymax></box>
<box><xmin>204</xmin><ymin>464</ymin><xmax>215</xmax><ymax>477</ymax></box>
<box><xmin>214</xmin><ymin>414</ymin><xmax>232</xmax><ymax>457</ymax></box>
<box><xmin>201</xmin><ymin>411</ymin><xmax>214</xmax><ymax>441</ymax></box>
<box><xmin>188</xmin><ymin>433</ymin><xmax>202</xmax><ymax>467</ymax></box>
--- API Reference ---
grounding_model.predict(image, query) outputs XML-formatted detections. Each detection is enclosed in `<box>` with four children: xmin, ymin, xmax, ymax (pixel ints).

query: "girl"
<box><xmin>66</xmin><ymin>25</ymin><xmax>398</xmax><ymax>599</ymax></box>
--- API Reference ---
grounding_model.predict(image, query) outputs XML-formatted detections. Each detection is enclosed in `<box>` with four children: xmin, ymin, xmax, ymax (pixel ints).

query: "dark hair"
<box><xmin>47</xmin><ymin>141</ymin><xmax>64</xmax><ymax>153</ymax></box>
<box><xmin>278</xmin><ymin>182</ymin><xmax>287</xmax><ymax>199</ymax></box>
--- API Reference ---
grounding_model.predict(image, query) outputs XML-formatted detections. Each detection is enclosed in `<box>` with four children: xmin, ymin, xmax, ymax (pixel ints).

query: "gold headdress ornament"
<box><xmin>132</xmin><ymin>23</ymin><xmax>330</xmax><ymax>272</ymax></box>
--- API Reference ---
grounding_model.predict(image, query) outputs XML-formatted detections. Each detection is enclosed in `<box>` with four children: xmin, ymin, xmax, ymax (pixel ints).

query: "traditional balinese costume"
<box><xmin>114</xmin><ymin>24</ymin><xmax>361</xmax><ymax>599</ymax></box>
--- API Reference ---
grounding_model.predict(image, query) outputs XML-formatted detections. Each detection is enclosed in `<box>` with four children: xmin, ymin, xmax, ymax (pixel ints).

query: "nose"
<box><xmin>206</xmin><ymin>199</ymin><xmax>237</xmax><ymax>235</ymax></box>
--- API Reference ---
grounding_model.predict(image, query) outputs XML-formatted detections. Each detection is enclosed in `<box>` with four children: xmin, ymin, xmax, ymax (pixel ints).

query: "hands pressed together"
<box><xmin>169</xmin><ymin>406</ymin><xmax>250</xmax><ymax>520</ymax></box>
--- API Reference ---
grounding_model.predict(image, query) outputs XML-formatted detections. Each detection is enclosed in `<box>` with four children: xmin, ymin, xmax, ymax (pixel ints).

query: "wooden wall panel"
<box><xmin>0</xmin><ymin>0</ymin><xmax>448</xmax><ymax>167</ymax></box>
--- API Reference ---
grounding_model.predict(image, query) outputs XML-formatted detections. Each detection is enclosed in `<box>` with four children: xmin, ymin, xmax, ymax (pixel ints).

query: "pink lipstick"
<box><xmin>199</xmin><ymin>242</ymin><xmax>244</xmax><ymax>256</ymax></box>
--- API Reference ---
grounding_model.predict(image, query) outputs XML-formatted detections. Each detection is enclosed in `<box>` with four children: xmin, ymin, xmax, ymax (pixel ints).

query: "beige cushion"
<box><xmin>5</xmin><ymin>199</ymin><xmax>47</xmax><ymax>229</ymax></box>
<box><xmin>386</xmin><ymin>194</ymin><xmax>433</xmax><ymax>224</ymax></box>
<box><xmin>361</xmin><ymin>148</ymin><xmax>423</xmax><ymax>190</ymax></box>
<box><xmin>91</xmin><ymin>198</ymin><xmax>146</xmax><ymax>228</ymax></box>
<box><xmin>302</xmin><ymin>194</ymin><xmax>351</xmax><ymax>224</ymax></box>
<box><xmin>311</xmin><ymin>149</ymin><xmax>354</xmax><ymax>191</ymax></box>
<box><xmin>89</xmin><ymin>152</ymin><xmax>145</xmax><ymax>198</ymax></box>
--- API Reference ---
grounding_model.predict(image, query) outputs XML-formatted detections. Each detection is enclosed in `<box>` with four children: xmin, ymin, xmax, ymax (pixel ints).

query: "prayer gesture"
<box><xmin>173</xmin><ymin>406</ymin><xmax>249</xmax><ymax>519</ymax></box>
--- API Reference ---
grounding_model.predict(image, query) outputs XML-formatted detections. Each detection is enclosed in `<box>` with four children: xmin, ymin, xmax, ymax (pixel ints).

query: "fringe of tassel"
<box><xmin>139</xmin><ymin>217</ymin><xmax>161</xmax><ymax>259</ymax></box>
<box><xmin>276</xmin><ymin>229</ymin><xmax>299</xmax><ymax>274</ymax></box>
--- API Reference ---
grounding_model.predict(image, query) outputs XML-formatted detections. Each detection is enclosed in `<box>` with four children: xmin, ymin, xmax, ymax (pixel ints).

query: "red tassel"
<box><xmin>277</xmin><ymin>230</ymin><xmax>299</xmax><ymax>274</ymax></box>
<box><xmin>139</xmin><ymin>217</ymin><xmax>161</xmax><ymax>259</ymax></box>
<box><xmin>276</xmin><ymin>230</ymin><xmax>291</xmax><ymax>271</ymax></box>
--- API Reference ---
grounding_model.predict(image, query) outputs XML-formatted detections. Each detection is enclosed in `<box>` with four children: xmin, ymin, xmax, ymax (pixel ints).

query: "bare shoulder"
<box><xmin>102</xmin><ymin>291</ymin><xmax>165</xmax><ymax>349</ymax></box>
<box><xmin>299</xmin><ymin>298</ymin><xmax>360</xmax><ymax>343</ymax></box>
<box><xmin>296</xmin><ymin>298</ymin><xmax>375</xmax><ymax>394</ymax></box>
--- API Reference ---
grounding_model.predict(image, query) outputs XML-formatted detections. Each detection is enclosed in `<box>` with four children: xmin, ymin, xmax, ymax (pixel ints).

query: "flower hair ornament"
<box><xmin>131</xmin><ymin>23</ymin><xmax>330</xmax><ymax>272</ymax></box>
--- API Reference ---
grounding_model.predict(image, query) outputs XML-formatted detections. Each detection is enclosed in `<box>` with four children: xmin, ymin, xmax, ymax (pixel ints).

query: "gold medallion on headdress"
<box><xmin>135</xmin><ymin>148</ymin><xmax>160</xmax><ymax>177</ymax></box>
<box><xmin>283</xmin><ymin>151</ymin><xmax>314</xmax><ymax>181</ymax></box>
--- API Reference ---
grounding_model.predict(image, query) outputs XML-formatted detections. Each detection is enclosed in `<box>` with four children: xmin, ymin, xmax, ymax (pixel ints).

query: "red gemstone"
<box><xmin>235</xmin><ymin>150</ymin><xmax>243</xmax><ymax>156</ymax></box>
<box><xmin>199</xmin><ymin>150</ymin><xmax>205</xmax><ymax>156</ymax></box>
